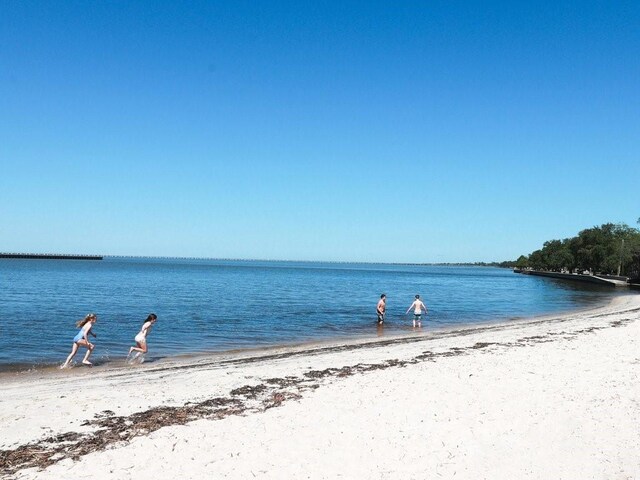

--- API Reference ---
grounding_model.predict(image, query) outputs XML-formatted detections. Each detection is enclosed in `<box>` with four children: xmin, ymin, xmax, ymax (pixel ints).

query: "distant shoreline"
<box><xmin>0</xmin><ymin>253</ymin><xmax>509</xmax><ymax>266</ymax></box>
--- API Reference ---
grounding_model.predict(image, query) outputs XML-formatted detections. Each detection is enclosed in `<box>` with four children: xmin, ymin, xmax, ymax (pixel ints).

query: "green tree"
<box><xmin>518</xmin><ymin>222</ymin><xmax>640</xmax><ymax>275</ymax></box>
<box><xmin>515</xmin><ymin>255</ymin><xmax>529</xmax><ymax>269</ymax></box>
<box><xmin>540</xmin><ymin>239</ymin><xmax>574</xmax><ymax>271</ymax></box>
<box><xmin>528</xmin><ymin>250</ymin><xmax>546</xmax><ymax>270</ymax></box>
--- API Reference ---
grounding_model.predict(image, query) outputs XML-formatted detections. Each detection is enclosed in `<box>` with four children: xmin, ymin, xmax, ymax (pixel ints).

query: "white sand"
<box><xmin>2</xmin><ymin>295</ymin><xmax>640</xmax><ymax>479</ymax></box>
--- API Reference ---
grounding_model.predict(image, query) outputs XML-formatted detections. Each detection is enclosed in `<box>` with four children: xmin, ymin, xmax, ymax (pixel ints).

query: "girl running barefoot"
<box><xmin>61</xmin><ymin>313</ymin><xmax>98</xmax><ymax>368</ymax></box>
<box><xmin>128</xmin><ymin>313</ymin><xmax>157</xmax><ymax>358</ymax></box>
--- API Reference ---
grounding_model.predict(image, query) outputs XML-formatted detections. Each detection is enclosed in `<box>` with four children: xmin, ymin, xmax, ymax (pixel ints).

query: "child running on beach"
<box><xmin>61</xmin><ymin>313</ymin><xmax>98</xmax><ymax>368</ymax></box>
<box><xmin>127</xmin><ymin>313</ymin><xmax>158</xmax><ymax>359</ymax></box>
<box><xmin>406</xmin><ymin>295</ymin><xmax>428</xmax><ymax>327</ymax></box>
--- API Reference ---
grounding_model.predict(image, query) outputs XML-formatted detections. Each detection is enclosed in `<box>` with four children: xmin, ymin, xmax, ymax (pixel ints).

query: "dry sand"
<box><xmin>2</xmin><ymin>294</ymin><xmax>639</xmax><ymax>479</ymax></box>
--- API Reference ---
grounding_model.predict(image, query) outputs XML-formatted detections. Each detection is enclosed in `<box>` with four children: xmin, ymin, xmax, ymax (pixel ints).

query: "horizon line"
<box><xmin>0</xmin><ymin>251</ymin><xmax>512</xmax><ymax>266</ymax></box>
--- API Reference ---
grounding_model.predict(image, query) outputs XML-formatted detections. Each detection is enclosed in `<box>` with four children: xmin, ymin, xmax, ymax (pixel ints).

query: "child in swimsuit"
<box><xmin>128</xmin><ymin>313</ymin><xmax>158</xmax><ymax>358</ymax></box>
<box><xmin>61</xmin><ymin>313</ymin><xmax>98</xmax><ymax>368</ymax></box>
<box><xmin>406</xmin><ymin>295</ymin><xmax>428</xmax><ymax>328</ymax></box>
<box><xmin>376</xmin><ymin>294</ymin><xmax>386</xmax><ymax>324</ymax></box>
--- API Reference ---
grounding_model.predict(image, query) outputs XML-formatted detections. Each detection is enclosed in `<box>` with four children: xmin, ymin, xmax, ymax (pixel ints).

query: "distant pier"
<box><xmin>0</xmin><ymin>253</ymin><xmax>103</xmax><ymax>261</ymax></box>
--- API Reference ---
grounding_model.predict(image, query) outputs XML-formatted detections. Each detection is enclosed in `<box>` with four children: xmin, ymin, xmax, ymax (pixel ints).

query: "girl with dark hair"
<box><xmin>128</xmin><ymin>313</ymin><xmax>158</xmax><ymax>358</ymax></box>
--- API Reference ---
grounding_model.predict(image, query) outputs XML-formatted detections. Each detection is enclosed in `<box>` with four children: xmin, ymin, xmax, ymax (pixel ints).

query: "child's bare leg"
<box><xmin>129</xmin><ymin>342</ymin><xmax>147</xmax><ymax>355</ymax></box>
<box><xmin>61</xmin><ymin>343</ymin><xmax>79</xmax><ymax>368</ymax></box>
<box><xmin>82</xmin><ymin>342</ymin><xmax>94</xmax><ymax>365</ymax></box>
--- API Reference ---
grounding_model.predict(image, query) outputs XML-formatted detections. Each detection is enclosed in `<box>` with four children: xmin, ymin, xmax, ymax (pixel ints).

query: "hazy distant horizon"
<box><xmin>0</xmin><ymin>251</ymin><xmax>513</xmax><ymax>265</ymax></box>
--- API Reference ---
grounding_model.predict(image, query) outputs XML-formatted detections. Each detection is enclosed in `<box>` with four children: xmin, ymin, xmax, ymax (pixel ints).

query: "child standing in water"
<box><xmin>61</xmin><ymin>313</ymin><xmax>98</xmax><ymax>368</ymax></box>
<box><xmin>128</xmin><ymin>313</ymin><xmax>158</xmax><ymax>358</ymax></box>
<box><xmin>406</xmin><ymin>295</ymin><xmax>428</xmax><ymax>327</ymax></box>
<box><xmin>376</xmin><ymin>294</ymin><xmax>387</xmax><ymax>324</ymax></box>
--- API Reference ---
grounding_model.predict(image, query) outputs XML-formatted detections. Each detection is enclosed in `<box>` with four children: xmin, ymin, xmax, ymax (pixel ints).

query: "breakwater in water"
<box><xmin>0</xmin><ymin>253</ymin><xmax>103</xmax><ymax>260</ymax></box>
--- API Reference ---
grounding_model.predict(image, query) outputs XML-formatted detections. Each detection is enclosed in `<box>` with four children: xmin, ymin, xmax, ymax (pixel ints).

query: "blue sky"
<box><xmin>1</xmin><ymin>1</ymin><xmax>638</xmax><ymax>262</ymax></box>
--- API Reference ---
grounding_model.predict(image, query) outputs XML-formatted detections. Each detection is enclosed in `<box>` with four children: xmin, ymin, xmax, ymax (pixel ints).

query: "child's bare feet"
<box><xmin>82</xmin><ymin>360</ymin><xmax>93</xmax><ymax>366</ymax></box>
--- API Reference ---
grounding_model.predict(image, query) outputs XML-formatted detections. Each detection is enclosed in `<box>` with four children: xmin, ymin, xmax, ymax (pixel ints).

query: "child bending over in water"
<box><xmin>61</xmin><ymin>313</ymin><xmax>98</xmax><ymax>368</ymax></box>
<box><xmin>128</xmin><ymin>313</ymin><xmax>158</xmax><ymax>358</ymax></box>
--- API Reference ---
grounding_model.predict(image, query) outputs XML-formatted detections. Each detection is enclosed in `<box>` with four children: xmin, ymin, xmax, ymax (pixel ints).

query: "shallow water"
<box><xmin>0</xmin><ymin>258</ymin><xmax>627</xmax><ymax>370</ymax></box>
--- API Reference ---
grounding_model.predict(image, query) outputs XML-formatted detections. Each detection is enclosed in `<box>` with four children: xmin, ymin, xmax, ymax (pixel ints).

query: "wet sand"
<box><xmin>2</xmin><ymin>294</ymin><xmax>639</xmax><ymax>479</ymax></box>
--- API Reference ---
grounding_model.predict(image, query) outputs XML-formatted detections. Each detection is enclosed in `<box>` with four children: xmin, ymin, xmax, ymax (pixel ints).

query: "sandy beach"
<box><xmin>2</xmin><ymin>294</ymin><xmax>639</xmax><ymax>479</ymax></box>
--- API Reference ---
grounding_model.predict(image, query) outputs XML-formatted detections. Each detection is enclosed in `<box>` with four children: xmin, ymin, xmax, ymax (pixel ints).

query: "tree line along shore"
<box><xmin>508</xmin><ymin>221</ymin><xmax>640</xmax><ymax>280</ymax></box>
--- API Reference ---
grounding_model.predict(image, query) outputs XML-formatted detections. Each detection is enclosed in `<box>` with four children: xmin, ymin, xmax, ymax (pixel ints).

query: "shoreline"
<box><xmin>2</xmin><ymin>293</ymin><xmax>639</xmax><ymax>478</ymax></box>
<box><xmin>0</xmin><ymin>293</ymin><xmax>627</xmax><ymax>376</ymax></box>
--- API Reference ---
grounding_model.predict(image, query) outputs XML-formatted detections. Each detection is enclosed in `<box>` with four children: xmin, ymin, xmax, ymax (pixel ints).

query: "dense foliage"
<box><xmin>513</xmin><ymin>222</ymin><xmax>640</xmax><ymax>277</ymax></box>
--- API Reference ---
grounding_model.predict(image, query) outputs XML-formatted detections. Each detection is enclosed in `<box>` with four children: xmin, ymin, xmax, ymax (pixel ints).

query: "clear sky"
<box><xmin>1</xmin><ymin>1</ymin><xmax>638</xmax><ymax>262</ymax></box>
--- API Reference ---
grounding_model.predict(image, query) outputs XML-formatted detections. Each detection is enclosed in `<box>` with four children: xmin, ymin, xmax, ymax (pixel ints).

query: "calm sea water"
<box><xmin>0</xmin><ymin>258</ymin><xmax>627</xmax><ymax>370</ymax></box>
